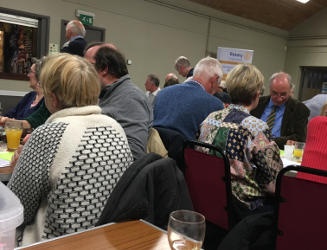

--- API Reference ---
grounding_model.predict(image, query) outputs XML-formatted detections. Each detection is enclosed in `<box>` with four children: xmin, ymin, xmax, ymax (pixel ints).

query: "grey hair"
<box><xmin>193</xmin><ymin>56</ymin><xmax>223</xmax><ymax>80</ymax></box>
<box><xmin>66</xmin><ymin>20</ymin><xmax>86</xmax><ymax>37</ymax></box>
<box><xmin>269</xmin><ymin>72</ymin><xmax>292</xmax><ymax>88</ymax></box>
<box><xmin>31</xmin><ymin>57</ymin><xmax>43</xmax><ymax>81</ymax></box>
<box><xmin>174</xmin><ymin>56</ymin><xmax>191</xmax><ymax>70</ymax></box>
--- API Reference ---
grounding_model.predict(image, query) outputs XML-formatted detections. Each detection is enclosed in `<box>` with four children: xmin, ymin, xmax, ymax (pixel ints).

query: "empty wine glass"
<box><xmin>168</xmin><ymin>210</ymin><xmax>206</xmax><ymax>250</ymax></box>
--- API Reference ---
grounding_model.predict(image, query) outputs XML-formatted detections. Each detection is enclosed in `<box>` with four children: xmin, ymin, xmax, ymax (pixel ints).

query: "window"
<box><xmin>0</xmin><ymin>7</ymin><xmax>49</xmax><ymax>80</ymax></box>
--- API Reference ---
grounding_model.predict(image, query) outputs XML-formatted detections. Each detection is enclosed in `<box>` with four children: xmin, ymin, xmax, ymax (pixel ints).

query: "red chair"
<box><xmin>275</xmin><ymin>165</ymin><xmax>327</xmax><ymax>250</ymax></box>
<box><xmin>183</xmin><ymin>140</ymin><xmax>232</xmax><ymax>231</ymax></box>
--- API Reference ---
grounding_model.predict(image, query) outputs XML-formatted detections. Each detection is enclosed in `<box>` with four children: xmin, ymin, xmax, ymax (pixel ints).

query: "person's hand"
<box><xmin>22</xmin><ymin>133</ymin><xmax>31</xmax><ymax>144</ymax></box>
<box><xmin>0</xmin><ymin>116</ymin><xmax>9</xmax><ymax>126</ymax></box>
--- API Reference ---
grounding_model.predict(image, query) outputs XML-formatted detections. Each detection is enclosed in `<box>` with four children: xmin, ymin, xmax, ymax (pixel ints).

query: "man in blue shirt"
<box><xmin>153</xmin><ymin>56</ymin><xmax>224</xmax><ymax>140</ymax></box>
<box><xmin>251</xmin><ymin>72</ymin><xmax>310</xmax><ymax>149</ymax></box>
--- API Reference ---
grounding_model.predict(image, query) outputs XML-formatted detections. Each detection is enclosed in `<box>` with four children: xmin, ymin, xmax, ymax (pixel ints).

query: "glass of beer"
<box><xmin>293</xmin><ymin>142</ymin><xmax>305</xmax><ymax>163</ymax></box>
<box><xmin>168</xmin><ymin>210</ymin><xmax>205</xmax><ymax>250</ymax></box>
<box><xmin>4</xmin><ymin>120</ymin><xmax>23</xmax><ymax>151</ymax></box>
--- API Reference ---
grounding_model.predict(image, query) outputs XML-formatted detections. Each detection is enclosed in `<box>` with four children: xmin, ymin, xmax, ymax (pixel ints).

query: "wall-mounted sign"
<box><xmin>75</xmin><ymin>9</ymin><xmax>95</xmax><ymax>26</ymax></box>
<box><xmin>217</xmin><ymin>47</ymin><xmax>254</xmax><ymax>79</ymax></box>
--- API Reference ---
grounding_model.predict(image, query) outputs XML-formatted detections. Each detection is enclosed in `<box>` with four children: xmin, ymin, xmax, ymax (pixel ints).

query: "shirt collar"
<box><xmin>70</xmin><ymin>35</ymin><xmax>84</xmax><ymax>42</ymax></box>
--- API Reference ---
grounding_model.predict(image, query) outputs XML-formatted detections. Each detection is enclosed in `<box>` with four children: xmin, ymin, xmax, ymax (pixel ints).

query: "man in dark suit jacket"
<box><xmin>251</xmin><ymin>72</ymin><xmax>310</xmax><ymax>149</ymax></box>
<box><xmin>61</xmin><ymin>20</ymin><xmax>87</xmax><ymax>57</ymax></box>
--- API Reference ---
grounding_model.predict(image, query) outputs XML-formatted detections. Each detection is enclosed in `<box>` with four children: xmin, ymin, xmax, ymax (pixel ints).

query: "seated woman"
<box><xmin>8</xmin><ymin>53</ymin><xmax>133</xmax><ymax>246</ymax></box>
<box><xmin>4</xmin><ymin>58</ymin><xmax>44</xmax><ymax>119</ymax></box>
<box><xmin>198</xmin><ymin>64</ymin><xmax>283</xmax><ymax>225</ymax></box>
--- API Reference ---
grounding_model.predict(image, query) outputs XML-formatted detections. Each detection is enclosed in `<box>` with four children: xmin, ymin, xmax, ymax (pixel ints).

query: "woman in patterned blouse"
<box><xmin>198</xmin><ymin>63</ymin><xmax>283</xmax><ymax>225</ymax></box>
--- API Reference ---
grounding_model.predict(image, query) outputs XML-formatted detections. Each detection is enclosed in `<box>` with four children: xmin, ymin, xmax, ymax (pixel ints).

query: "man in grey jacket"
<box><xmin>85</xmin><ymin>43</ymin><xmax>152</xmax><ymax>160</ymax></box>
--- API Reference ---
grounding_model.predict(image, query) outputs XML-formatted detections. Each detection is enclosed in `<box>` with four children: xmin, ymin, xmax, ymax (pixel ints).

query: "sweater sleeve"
<box><xmin>25</xmin><ymin>102</ymin><xmax>51</xmax><ymax>129</ymax></box>
<box><xmin>8</xmin><ymin>123</ymin><xmax>63</xmax><ymax>225</ymax></box>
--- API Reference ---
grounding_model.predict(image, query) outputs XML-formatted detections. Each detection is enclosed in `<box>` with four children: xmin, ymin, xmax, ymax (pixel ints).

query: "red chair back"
<box><xmin>275</xmin><ymin>165</ymin><xmax>327</xmax><ymax>250</ymax></box>
<box><xmin>183</xmin><ymin>140</ymin><xmax>232</xmax><ymax>230</ymax></box>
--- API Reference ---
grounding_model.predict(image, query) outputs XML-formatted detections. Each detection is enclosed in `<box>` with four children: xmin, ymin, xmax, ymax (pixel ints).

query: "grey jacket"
<box><xmin>99</xmin><ymin>74</ymin><xmax>152</xmax><ymax>160</ymax></box>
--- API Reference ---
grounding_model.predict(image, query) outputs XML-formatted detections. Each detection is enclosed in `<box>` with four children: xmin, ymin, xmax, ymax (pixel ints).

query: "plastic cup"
<box><xmin>4</xmin><ymin>120</ymin><xmax>23</xmax><ymax>152</ymax></box>
<box><xmin>293</xmin><ymin>142</ymin><xmax>305</xmax><ymax>163</ymax></box>
<box><xmin>284</xmin><ymin>145</ymin><xmax>294</xmax><ymax>160</ymax></box>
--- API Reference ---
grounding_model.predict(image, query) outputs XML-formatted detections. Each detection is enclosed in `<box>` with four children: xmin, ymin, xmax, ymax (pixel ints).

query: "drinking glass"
<box><xmin>4</xmin><ymin>120</ymin><xmax>23</xmax><ymax>151</ymax></box>
<box><xmin>284</xmin><ymin>145</ymin><xmax>294</xmax><ymax>160</ymax></box>
<box><xmin>168</xmin><ymin>210</ymin><xmax>205</xmax><ymax>250</ymax></box>
<box><xmin>293</xmin><ymin>142</ymin><xmax>305</xmax><ymax>163</ymax></box>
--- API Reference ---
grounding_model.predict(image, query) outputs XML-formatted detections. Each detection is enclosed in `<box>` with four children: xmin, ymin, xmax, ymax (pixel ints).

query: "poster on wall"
<box><xmin>217</xmin><ymin>47</ymin><xmax>254</xmax><ymax>79</ymax></box>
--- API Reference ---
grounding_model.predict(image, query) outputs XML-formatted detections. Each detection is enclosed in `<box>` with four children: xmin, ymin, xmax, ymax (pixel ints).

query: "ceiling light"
<box><xmin>296</xmin><ymin>0</ymin><xmax>310</xmax><ymax>3</ymax></box>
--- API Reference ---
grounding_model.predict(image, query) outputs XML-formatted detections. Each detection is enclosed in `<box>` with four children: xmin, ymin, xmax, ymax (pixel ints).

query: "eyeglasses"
<box><xmin>271</xmin><ymin>91</ymin><xmax>289</xmax><ymax>98</ymax></box>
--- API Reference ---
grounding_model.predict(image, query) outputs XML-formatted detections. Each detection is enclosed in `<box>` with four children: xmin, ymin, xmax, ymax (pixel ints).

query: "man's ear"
<box><xmin>99</xmin><ymin>67</ymin><xmax>108</xmax><ymax>77</ymax></box>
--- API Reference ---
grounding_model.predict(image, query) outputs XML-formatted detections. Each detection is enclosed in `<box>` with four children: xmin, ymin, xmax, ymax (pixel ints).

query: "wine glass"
<box><xmin>168</xmin><ymin>210</ymin><xmax>206</xmax><ymax>250</ymax></box>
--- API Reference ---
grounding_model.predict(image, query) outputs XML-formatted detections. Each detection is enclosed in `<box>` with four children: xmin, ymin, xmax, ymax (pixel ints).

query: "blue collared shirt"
<box><xmin>260</xmin><ymin>99</ymin><xmax>285</xmax><ymax>138</ymax></box>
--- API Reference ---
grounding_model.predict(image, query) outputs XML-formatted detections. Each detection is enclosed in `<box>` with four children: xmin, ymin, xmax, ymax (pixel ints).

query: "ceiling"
<box><xmin>188</xmin><ymin>0</ymin><xmax>327</xmax><ymax>31</ymax></box>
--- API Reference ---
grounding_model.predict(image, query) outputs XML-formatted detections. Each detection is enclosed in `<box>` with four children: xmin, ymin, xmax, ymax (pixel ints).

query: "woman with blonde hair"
<box><xmin>8</xmin><ymin>53</ymin><xmax>133</xmax><ymax>246</ymax></box>
<box><xmin>198</xmin><ymin>63</ymin><xmax>282</xmax><ymax>225</ymax></box>
<box><xmin>320</xmin><ymin>102</ymin><xmax>327</xmax><ymax>116</ymax></box>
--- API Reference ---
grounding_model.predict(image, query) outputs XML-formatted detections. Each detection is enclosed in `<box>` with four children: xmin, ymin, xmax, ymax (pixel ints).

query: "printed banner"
<box><xmin>217</xmin><ymin>47</ymin><xmax>254</xmax><ymax>79</ymax></box>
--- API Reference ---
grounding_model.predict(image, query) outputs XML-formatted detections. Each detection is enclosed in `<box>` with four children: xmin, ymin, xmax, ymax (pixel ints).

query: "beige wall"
<box><xmin>1</xmin><ymin>0</ymin><xmax>289</xmax><ymax>95</ymax></box>
<box><xmin>285</xmin><ymin>8</ymin><xmax>327</xmax><ymax>98</ymax></box>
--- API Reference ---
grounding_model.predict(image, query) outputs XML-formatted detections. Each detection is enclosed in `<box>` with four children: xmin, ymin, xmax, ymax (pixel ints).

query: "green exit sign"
<box><xmin>79</xmin><ymin>14</ymin><xmax>93</xmax><ymax>26</ymax></box>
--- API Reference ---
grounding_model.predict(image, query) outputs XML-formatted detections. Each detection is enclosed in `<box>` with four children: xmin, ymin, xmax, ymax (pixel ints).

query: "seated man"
<box><xmin>251</xmin><ymin>72</ymin><xmax>310</xmax><ymax>149</ymax></box>
<box><xmin>153</xmin><ymin>56</ymin><xmax>224</xmax><ymax>140</ymax></box>
<box><xmin>174</xmin><ymin>56</ymin><xmax>194</xmax><ymax>78</ymax></box>
<box><xmin>144</xmin><ymin>73</ymin><xmax>161</xmax><ymax>108</ymax></box>
<box><xmin>85</xmin><ymin>44</ymin><xmax>152</xmax><ymax>160</ymax></box>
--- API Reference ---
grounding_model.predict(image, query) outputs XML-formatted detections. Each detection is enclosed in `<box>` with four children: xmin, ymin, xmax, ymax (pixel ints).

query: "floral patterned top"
<box><xmin>198</xmin><ymin>104</ymin><xmax>283</xmax><ymax>208</ymax></box>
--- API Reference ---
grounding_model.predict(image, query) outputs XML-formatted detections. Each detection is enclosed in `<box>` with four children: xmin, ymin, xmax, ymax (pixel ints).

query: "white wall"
<box><xmin>1</xmin><ymin>0</ymin><xmax>288</xmax><ymax>94</ymax></box>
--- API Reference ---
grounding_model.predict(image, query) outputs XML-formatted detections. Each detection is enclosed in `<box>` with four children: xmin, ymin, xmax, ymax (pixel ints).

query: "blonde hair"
<box><xmin>226</xmin><ymin>64</ymin><xmax>264</xmax><ymax>106</ymax></box>
<box><xmin>320</xmin><ymin>102</ymin><xmax>327</xmax><ymax>116</ymax></box>
<box><xmin>40</xmin><ymin>53</ymin><xmax>100</xmax><ymax>109</ymax></box>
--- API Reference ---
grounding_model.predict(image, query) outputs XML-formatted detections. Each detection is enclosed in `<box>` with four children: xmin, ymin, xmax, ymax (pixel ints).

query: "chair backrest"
<box><xmin>183</xmin><ymin>140</ymin><xmax>232</xmax><ymax>230</ymax></box>
<box><xmin>275</xmin><ymin>165</ymin><xmax>327</xmax><ymax>250</ymax></box>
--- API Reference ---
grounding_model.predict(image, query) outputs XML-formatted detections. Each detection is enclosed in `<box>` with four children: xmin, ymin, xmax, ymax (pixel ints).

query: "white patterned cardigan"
<box><xmin>8</xmin><ymin>106</ymin><xmax>133</xmax><ymax>246</ymax></box>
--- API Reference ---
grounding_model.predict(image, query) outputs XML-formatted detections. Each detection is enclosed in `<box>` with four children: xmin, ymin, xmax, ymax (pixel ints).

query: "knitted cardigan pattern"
<box><xmin>8</xmin><ymin>106</ymin><xmax>133</xmax><ymax>245</ymax></box>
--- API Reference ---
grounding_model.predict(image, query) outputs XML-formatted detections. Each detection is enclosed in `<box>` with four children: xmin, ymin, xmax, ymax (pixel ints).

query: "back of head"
<box><xmin>193</xmin><ymin>56</ymin><xmax>223</xmax><ymax>82</ymax></box>
<box><xmin>148</xmin><ymin>74</ymin><xmax>160</xmax><ymax>87</ymax></box>
<box><xmin>94</xmin><ymin>46</ymin><xmax>128</xmax><ymax>78</ymax></box>
<box><xmin>40</xmin><ymin>53</ymin><xmax>100</xmax><ymax>110</ymax></box>
<box><xmin>226</xmin><ymin>64</ymin><xmax>264</xmax><ymax>106</ymax></box>
<box><xmin>66</xmin><ymin>20</ymin><xmax>86</xmax><ymax>37</ymax></box>
<box><xmin>174</xmin><ymin>56</ymin><xmax>190</xmax><ymax>71</ymax></box>
<box><xmin>164</xmin><ymin>73</ymin><xmax>179</xmax><ymax>88</ymax></box>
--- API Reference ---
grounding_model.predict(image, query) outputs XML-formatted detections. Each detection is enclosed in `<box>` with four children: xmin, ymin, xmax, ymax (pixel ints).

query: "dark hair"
<box><xmin>83</xmin><ymin>41</ymin><xmax>104</xmax><ymax>56</ymax></box>
<box><xmin>94</xmin><ymin>47</ymin><xmax>128</xmax><ymax>78</ymax></box>
<box><xmin>148</xmin><ymin>74</ymin><xmax>160</xmax><ymax>87</ymax></box>
<box><xmin>164</xmin><ymin>78</ymin><xmax>179</xmax><ymax>88</ymax></box>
